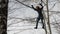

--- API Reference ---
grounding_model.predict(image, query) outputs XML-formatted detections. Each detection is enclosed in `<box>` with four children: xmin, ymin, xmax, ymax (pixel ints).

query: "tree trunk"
<box><xmin>0</xmin><ymin>0</ymin><xmax>8</xmax><ymax>34</ymax></box>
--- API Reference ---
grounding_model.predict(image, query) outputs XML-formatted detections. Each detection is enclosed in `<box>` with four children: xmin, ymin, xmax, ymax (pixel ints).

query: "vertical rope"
<box><xmin>43</xmin><ymin>10</ymin><xmax>48</xmax><ymax>34</ymax></box>
<box><xmin>40</xmin><ymin>0</ymin><xmax>42</xmax><ymax>6</ymax></box>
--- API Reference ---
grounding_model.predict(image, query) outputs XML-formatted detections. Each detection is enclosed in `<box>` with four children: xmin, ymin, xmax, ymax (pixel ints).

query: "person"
<box><xmin>31</xmin><ymin>4</ymin><xmax>44</xmax><ymax>29</ymax></box>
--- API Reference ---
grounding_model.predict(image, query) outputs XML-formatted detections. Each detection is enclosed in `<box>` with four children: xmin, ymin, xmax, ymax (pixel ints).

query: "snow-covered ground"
<box><xmin>7</xmin><ymin>0</ymin><xmax>60</xmax><ymax>34</ymax></box>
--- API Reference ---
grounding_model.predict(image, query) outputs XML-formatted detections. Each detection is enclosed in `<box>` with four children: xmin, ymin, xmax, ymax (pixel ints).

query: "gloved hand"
<box><xmin>39</xmin><ymin>4</ymin><xmax>42</xmax><ymax>6</ymax></box>
<box><xmin>31</xmin><ymin>5</ymin><xmax>33</xmax><ymax>7</ymax></box>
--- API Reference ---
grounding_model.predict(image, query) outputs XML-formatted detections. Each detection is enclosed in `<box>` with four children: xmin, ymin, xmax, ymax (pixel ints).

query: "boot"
<box><xmin>34</xmin><ymin>27</ymin><xmax>37</xmax><ymax>29</ymax></box>
<box><xmin>42</xmin><ymin>26</ymin><xmax>44</xmax><ymax>29</ymax></box>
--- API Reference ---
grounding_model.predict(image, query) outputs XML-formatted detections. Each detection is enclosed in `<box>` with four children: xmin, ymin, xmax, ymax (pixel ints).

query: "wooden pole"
<box><xmin>46</xmin><ymin>0</ymin><xmax>52</xmax><ymax>34</ymax></box>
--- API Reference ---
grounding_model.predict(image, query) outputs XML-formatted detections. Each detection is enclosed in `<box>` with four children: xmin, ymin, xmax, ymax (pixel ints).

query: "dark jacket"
<box><xmin>31</xmin><ymin>4</ymin><xmax>43</xmax><ymax>17</ymax></box>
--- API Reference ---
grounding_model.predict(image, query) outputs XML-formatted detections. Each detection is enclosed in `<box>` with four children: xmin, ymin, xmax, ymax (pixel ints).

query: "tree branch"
<box><xmin>15</xmin><ymin>0</ymin><xmax>32</xmax><ymax>8</ymax></box>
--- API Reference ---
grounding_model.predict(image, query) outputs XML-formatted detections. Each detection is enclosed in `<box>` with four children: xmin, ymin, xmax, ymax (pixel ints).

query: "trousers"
<box><xmin>35</xmin><ymin>15</ymin><xmax>44</xmax><ymax>28</ymax></box>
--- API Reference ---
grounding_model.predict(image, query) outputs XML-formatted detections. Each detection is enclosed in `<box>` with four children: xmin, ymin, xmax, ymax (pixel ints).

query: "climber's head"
<box><xmin>36</xmin><ymin>6</ymin><xmax>40</xmax><ymax>10</ymax></box>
